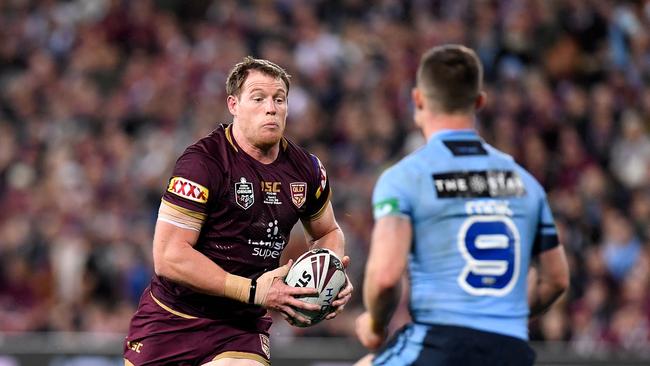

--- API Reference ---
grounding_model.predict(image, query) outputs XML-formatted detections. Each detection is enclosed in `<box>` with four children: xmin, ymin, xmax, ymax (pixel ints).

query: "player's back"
<box><xmin>373</xmin><ymin>129</ymin><xmax>555</xmax><ymax>340</ymax></box>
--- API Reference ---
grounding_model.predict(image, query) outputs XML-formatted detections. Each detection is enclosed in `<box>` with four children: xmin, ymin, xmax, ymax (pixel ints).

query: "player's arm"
<box><xmin>528</xmin><ymin>193</ymin><xmax>570</xmax><ymax>319</ymax></box>
<box><xmin>528</xmin><ymin>244</ymin><xmax>569</xmax><ymax>318</ymax></box>
<box><xmin>301</xmin><ymin>201</ymin><xmax>345</xmax><ymax>257</ymax></box>
<box><xmin>357</xmin><ymin>215</ymin><xmax>411</xmax><ymax>350</ymax></box>
<box><xmin>302</xmin><ymin>155</ymin><xmax>345</xmax><ymax>258</ymax></box>
<box><xmin>153</xmin><ymin>213</ymin><xmax>319</xmax><ymax>322</ymax></box>
<box><xmin>153</xmin><ymin>219</ymin><xmax>220</xmax><ymax>294</ymax></box>
<box><xmin>301</xmin><ymin>202</ymin><xmax>352</xmax><ymax>319</ymax></box>
<box><xmin>298</xmin><ymin>154</ymin><xmax>352</xmax><ymax>319</ymax></box>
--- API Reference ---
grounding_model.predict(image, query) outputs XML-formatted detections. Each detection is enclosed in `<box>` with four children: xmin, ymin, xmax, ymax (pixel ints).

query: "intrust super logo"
<box><xmin>167</xmin><ymin>177</ymin><xmax>209</xmax><ymax>203</ymax></box>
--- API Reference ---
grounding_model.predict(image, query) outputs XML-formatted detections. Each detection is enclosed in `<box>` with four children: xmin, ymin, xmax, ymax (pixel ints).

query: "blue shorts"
<box><xmin>373</xmin><ymin>323</ymin><xmax>535</xmax><ymax>366</ymax></box>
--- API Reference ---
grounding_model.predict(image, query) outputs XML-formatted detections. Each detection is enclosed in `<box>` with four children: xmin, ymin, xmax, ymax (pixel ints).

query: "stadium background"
<box><xmin>1</xmin><ymin>0</ymin><xmax>650</xmax><ymax>365</ymax></box>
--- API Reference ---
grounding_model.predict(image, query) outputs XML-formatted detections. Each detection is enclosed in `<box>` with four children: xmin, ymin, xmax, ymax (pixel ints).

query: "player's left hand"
<box><xmin>325</xmin><ymin>255</ymin><xmax>353</xmax><ymax>320</ymax></box>
<box><xmin>355</xmin><ymin>311</ymin><xmax>387</xmax><ymax>351</ymax></box>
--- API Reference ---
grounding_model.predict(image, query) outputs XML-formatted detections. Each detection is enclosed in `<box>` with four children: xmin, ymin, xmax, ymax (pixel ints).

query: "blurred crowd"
<box><xmin>1</xmin><ymin>0</ymin><xmax>650</xmax><ymax>357</ymax></box>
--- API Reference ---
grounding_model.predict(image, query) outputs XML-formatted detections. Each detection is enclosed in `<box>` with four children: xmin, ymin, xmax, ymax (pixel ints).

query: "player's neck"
<box><xmin>421</xmin><ymin>111</ymin><xmax>475</xmax><ymax>140</ymax></box>
<box><xmin>231</xmin><ymin>126</ymin><xmax>280</xmax><ymax>164</ymax></box>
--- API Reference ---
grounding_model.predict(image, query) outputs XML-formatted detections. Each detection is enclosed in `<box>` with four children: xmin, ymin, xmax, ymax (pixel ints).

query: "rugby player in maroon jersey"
<box><xmin>124</xmin><ymin>57</ymin><xmax>353</xmax><ymax>366</ymax></box>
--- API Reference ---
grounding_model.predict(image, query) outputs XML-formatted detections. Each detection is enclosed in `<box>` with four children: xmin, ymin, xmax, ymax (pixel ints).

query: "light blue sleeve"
<box><xmin>372</xmin><ymin>166</ymin><xmax>412</xmax><ymax>220</ymax></box>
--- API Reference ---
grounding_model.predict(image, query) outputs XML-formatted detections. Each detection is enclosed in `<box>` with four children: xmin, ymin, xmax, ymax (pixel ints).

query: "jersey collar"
<box><xmin>428</xmin><ymin>129</ymin><xmax>480</xmax><ymax>143</ymax></box>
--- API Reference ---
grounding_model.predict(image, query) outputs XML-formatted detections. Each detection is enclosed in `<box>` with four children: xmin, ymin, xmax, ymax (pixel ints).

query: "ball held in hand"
<box><xmin>284</xmin><ymin>248</ymin><xmax>347</xmax><ymax>327</ymax></box>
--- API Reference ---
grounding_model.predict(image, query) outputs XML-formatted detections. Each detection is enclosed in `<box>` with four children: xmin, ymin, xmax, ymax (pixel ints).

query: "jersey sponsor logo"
<box><xmin>235</xmin><ymin>177</ymin><xmax>254</xmax><ymax>209</ymax></box>
<box><xmin>260</xmin><ymin>334</ymin><xmax>270</xmax><ymax>359</ymax></box>
<box><xmin>167</xmin><ymin>177</ymin><xmax>209</xmax><ymax>203</ymax></box>
<box><xmin>373</xmin><ymin>198</ymin><xmax>400</xmax><ymax>218</ymax></box>
<box><xmin>433</xmin><ymin>170</ymin><xmax>526</xmax><ymax>198</ymax></box>
<box><xmin>465</xmin><ymin>199</ymin><xmax>513</xmax><ymax>216</ymax></box>
<box><xmin>126</xmin><ymin>340</ymin><xmax>143</xmax><ymax>353</ymax></box>
<box><xmin>290</xmin><ymin>182</ymin><xmax>307</xmax><ymax>208</ymax></box>
<box><xmin>248</xmin><ymin>220</ymin><xmax>286</xmax><ymax>259</ymax></box>
<box><xmin>442</xmin><ymin>140</ymin><xmax>487</xmax><ymax>156</ymax></box>
<box><xmin>261</xmin><ymin>181</ymin><xmax>282</xmax><ymax>205</ymax></box>
<box><xmin>313</xmin><ymin>156</ymin><xmax>327</xmax><ymax>199</ymax></box>
<box><xmin>261</xmin><ymin>181</ymin><xmax>281</xmax><ymax>193</ymax></box>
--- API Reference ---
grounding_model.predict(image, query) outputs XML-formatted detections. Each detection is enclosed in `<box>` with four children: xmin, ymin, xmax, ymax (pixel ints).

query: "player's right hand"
<box><xmin>255</xmin><ymin>260</ymin><xmax>320</xmax><ymax>324</ymax></box>
<box><xmin>355</xmin><ymin>311</ymin><xmax>387</xmax><ymax>351</ymax></box>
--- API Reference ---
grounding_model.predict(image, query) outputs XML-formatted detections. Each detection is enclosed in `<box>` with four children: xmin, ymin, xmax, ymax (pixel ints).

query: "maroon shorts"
<box><xmin>124</xmin><ymin>290</ymin><xmax>272</xmax><ymax>366</ymax></box>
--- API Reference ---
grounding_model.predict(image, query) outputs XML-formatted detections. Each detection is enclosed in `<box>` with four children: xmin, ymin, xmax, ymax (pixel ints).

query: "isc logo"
<box><xmin>261</xmin><ymin>181</ymin><xmax>281</xmax><ymax>192</ymax></box>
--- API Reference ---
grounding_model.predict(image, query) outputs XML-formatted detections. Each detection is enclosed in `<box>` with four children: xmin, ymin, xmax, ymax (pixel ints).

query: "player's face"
<box><xmin>229</xmin><ymin>70</ymin><xmax>288</xmax><ymax>149</ymax></box>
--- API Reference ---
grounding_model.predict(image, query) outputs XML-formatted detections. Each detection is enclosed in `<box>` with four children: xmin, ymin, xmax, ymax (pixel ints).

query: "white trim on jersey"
<box><xmin>157</xmin><ymin>217</ymin><xmax>201</xmax><ymax>232</ymax></box>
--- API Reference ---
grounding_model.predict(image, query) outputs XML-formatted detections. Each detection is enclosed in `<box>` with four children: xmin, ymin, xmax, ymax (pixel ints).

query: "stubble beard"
<box><xmin>254</xmin><ymin>128</ymin><xmax>283</xmax><ymax>151</ymax></box>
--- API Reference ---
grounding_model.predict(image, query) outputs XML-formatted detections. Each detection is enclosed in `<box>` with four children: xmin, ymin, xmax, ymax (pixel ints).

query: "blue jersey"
<box><xmin>372</xmin><ymin>129</ymin><xmax>559</xmax><ymax>341</ymax></box>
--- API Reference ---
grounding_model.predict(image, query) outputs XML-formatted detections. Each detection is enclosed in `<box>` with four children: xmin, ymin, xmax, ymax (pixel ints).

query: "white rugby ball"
<box><xmin>284</xmin><ymin>248</ymin><xmax>347</xmax><ymax>327</ymax></box>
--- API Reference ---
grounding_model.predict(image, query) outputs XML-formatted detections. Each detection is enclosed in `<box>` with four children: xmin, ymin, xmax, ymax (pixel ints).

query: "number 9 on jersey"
<box><xmin>457</xmin><ymin>216</ymin><xmax>520</xmax><ymax>296</ymax></box>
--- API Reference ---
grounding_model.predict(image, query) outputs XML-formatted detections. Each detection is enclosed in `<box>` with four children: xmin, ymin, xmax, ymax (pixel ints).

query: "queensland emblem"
<box><xmin>290</xmin><ymin>182</ymin><xmax>307</xmax><ymax>208</ymax></box>
<box><xmin>235</xmin><ymin>177</ymin><xmax>254</xmax><ymax>209</ymax></box>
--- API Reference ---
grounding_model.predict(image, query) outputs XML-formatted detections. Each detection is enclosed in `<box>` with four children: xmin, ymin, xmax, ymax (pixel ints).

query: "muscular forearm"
<box><xmin>528</xmin><ymin>279</ymin><xmax>566</xmax><ymax>318</ymax></box>
<box><xmin>528</xmin><ymin>246</ymin><xmax>570</xmax><ymax>318</ymax></box>
<box><xmin>362</xmin><ymin>215</ymin><xmax>410</xmax><ymax>331</ymax></box>
<box><xmin>364</xmin><ymin>278</ymin><xmax>401</xmax><ymax>331</ymax></box>
<box><xmin>309</xmin><ymin>227</ymin><xmax>345</xmax><ymax>257</ymax></box>
<box><xmin>155</xmin><ymin>238</ymin><xmax>230</xmax><ymax>297</ymax></box>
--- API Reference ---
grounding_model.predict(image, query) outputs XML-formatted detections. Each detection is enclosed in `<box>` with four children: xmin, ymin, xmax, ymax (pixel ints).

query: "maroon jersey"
<box><xmin>151</xmin><ymin>124</ymin><xmax>331</xmax><ymax>320</ymax></box>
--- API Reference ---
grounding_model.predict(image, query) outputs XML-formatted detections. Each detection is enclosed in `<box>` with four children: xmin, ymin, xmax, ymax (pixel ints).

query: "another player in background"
<box><xmin>354</xmin><ymin>45</ymin><xmax>569</xmax><ymax>366</ymax></box>
<box><xmin>124</xmin><ymin>56</ymin><xmax>352</xmax><ymax>366</ymax></box>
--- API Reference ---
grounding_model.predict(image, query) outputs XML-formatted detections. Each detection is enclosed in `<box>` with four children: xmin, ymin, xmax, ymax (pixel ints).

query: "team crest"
<box><xmin>260</xmin><ymin>334</ymin><xmax>270</xmax><ymax>359</ymax></box>
<box><xmin>290</xmin><ymin>182</ymin><xmax>307</xmax><ymax>208</ymax></box>
<box><xmin>235</xmin><ymin>177</ymin><xmax>254</xmax><ymax>210</ymax></box>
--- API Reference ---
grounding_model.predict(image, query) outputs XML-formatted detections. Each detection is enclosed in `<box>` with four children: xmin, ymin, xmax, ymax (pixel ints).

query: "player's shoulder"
<box><xmin>483</xmin><ymin>143</ymin><xmax>514</xmax><ymax>162</ymax></box>
<box><xmin>281</xmin><ymin>136</ymin><xmax>311</xmax><ymax>158</ymax></box>
<box><xmin>281</xmin><ymin>136</ymin><xmax>322</xmax><ymax>171</ymax></box>
<box><xmin>484</xmin><ymin>143</ymin><xmax>546</xmax><ymax>195</ymax></box>
<box><xmin>187</xmin><ymin>124</ymin><xmax>229</xmax><ymax>152</ymax></box>
<box><xmin>179</xmin><ymin>125</ymin><xmax>230</xmax><ymax>164</ymax></box>
<box><xmin>376</xmin><ymin>147</ymin><xmax>424</xmax><ymax>186</ymax></box>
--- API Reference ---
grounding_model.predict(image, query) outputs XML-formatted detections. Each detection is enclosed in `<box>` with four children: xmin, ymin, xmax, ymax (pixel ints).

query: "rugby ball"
<box><xmin>284</xmin><ymin>248</ymin><xmax>347</xmax><ymax>327</ymax></box>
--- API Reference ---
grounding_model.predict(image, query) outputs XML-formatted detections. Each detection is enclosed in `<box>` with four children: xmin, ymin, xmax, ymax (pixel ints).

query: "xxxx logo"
<box><xmin>167</xmin><ymin>177</ymin><xmax>209</xmax><ymax>203</ymax></box>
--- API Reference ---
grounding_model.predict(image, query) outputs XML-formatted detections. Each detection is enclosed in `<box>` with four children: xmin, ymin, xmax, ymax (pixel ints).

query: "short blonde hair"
<box><xmin>226</xmin><ymin>56</ymin><xmax>291</xmax><ymax>97</ymax></box>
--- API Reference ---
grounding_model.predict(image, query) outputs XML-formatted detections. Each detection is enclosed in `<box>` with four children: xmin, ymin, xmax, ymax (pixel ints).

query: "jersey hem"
<box><xmin>211</xmin><ymin>351</ymin><xmax>270</xmax><ymax>366</ymax></box>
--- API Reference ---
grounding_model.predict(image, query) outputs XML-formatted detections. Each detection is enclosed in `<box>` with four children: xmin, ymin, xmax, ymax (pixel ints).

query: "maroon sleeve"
<box><xmin>302</xmin><ymin>154</ymin><xmax>331</xmax><ymax>219</ymax></box>
<box><xmin>162</xmin><ymin>151</ymin><xmax>220</xmax><ymax>215</ymax></box>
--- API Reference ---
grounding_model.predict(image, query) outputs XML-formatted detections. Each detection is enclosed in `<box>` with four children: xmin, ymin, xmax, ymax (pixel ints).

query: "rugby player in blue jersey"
<box><xmin>355</xmin><ymin>45</ymin><xmax>569</xmax><ymax>366</ymax></box>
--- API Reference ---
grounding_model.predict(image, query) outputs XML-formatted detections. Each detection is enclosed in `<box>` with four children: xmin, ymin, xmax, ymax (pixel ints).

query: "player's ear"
<box><xmin>475</xmin><ymin>91</ymin><xmax>486</xmax><ymax>111</ymax></box>
<box><xmin>412</xmin><ymin>88</ymin><xmax>424</xmax><ymax>110</ymax></box>
<box><xmin>227</xmin><ymin>95</ymin><xmax>238</xmax><ymax>115</ymax></box>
